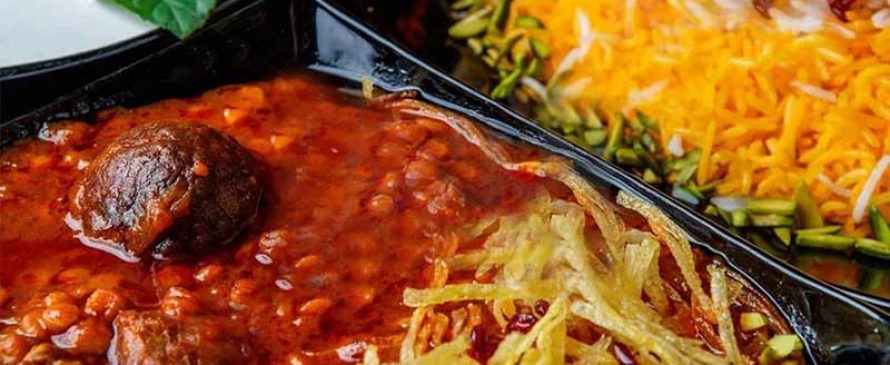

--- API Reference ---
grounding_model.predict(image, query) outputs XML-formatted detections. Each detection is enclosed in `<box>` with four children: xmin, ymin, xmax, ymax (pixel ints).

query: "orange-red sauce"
<box><xmin>0</xmin><ymin>75</ymin><xmax>554</xmax><ymax>364</ymax></box>
<box><xmin>0</xmin><ymin>74</ymin><xmax>791</xmax><ymax>364</ymax></box>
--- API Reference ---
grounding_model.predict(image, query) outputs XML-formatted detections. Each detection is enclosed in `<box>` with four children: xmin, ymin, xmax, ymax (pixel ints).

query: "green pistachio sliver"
<box><xmin>632</xmin><ymin>145</ymin><xmax>659</xmax><ymax>172</ymax></box>
<box><xmin>642</xmin><ymin>168</ymin><xmax>662</xmax><ymax>184</ymax></box>
<box><xmin>529</xmin><ymin>38</ymin><xmax>551</xmax><ymax>59</ymax></box>
<box><xmin>717</xmin><ymin>207</ymin><xmax>733</xmax><ymax>226</ymax></box>
<box><xmin>514</xmin><ymin>15</ymin><xmax>544</xmax><ymax>28</ymax></box>
<box><xmin>858</xmin><ymin>268</ymin><xmax>884</xmax><ymax>290</ymax></box>
<box><xmin>487</xmin><ymin>0</ymin><xmax>512</xmax><ymax>33</ymax></box>
<box><xmin>793</xmin><ymin>181</ymin><xmax>823</xmax><ymax>228</ymax></box>
<box><xmin>490</xmin><ymin>33</ymin><xmax>523</xmax><ymax>68</ymax></box>
<box><xmin>451</xmin><ymin>0</ymin><xmax>479</xmax><ymax>10</ymax></box>
<box><xmin>602</xmin><ymin>114</ymin><xmax>625</xmax><ymax>161</ymax></box>
<box><xmin>855</xmin><ymin>238</ymin><xmax>890</xmax><ymax>260</ymax></box>
<box><xmin>673</xmin><ymin>149</ymin><xmax>702</xmax><ymax>171</ymax></box>
<box><xmin>773</xmin><ymin>228</ymin><xmax>792</xmax><ymax>246</ymax></box>
<box><xmin>740</xmin><ymin>312</ymin><xmax>770</xmax><ymax>332</ymax></box>
<box><xmin>583</xmin><ymin>107</ymin><xmax>603</xmax><ymax>128</ymax></box>
<box><xmin>564</xmin><ymin>135</ymin><xmax>589</xmax><ymax>150</ymax></box>
<box><xmin>869</xmin><ymin>204</ymin><xmax>890</xmax><ymax>243</ymax></box>
<box><xmin>747</xmin><ymin>198</ymin><xmax>797</xmax><ymax>216</ymax></box>
<box><xmin>526</xmin><ymin>58</ymin><xmax>542</xmax><ymax>78</ymax></box>
<box><xmin>704</xmin><ymin>204</ymin><xmax>719</xmax><ymax>216</ymax></box>
<box><xmin>749</xmin><ymin>214</ymin><xmax>794</xmax><ymax>227</ymax></box>
<box><xmin>583</xmin><ymin>128</ymin><xmax>607</xmax><ymax>147</ymax></box>
<box><xmin>675</xmin><ymin>164</ymin><xmax>697</xmax><ymax>185</ymax></box>
<box><xmin>448</xmin><ymin>7</ymin><xmax>492</xmax><ymax>38</ymax></box>
<box><xmin>698</xmin><ymin>180</ymin><xmax>720</xmax><ymax>194</ymax></box>
<box><xmin>794</xmin><ymin>225</ymin><xmax>841</xmax><ymax>235</ymax></box>
<box><xmin>637</xmin><ymin>112</ymin><xmax>659</xmax><ymax>131</ymax></box>
<box><xmin>616</xmin><ymin>148</ymin><xmax>643</xmax><ymax>166</ymax></box>
<box><xmin>760</xmin><ymin>335</ymin><xmax>803</xmax><ymax>364</ymax></box>
<box><xmin>641</xmin><ymin>133</ymin><xmax>658</xmax><ymax>154</ymax></box>
<box><xmin>731</xmin><ymin>210</ymin><xmax>749</xmax><ymax>227</ymax></box>
<box><xmin>627</xmin><ymin>116</ymin><xmax>645</xmax><ymax>133</ymax></box>
<box><xmin>796</xmin><ymin>234</ymin><xmax>855</xmax><ymax>250</ymax></box>
<box><xmin>467</xmin><ymin>38</ymin><xmax>485</xmax><ymax>55</ymax></box>
<box><xmin>490</xmin><ymin>57</ymin><xmax>527</xmax><ymax>100</ymax></box>
<box><xmin>684</xmin><ymin>182</ymin><xmax>705</xmax><ymax>200</ymax></box>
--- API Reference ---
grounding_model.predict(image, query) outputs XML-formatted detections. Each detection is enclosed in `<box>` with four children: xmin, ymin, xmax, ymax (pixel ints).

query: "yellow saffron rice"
<box><xmin>506</xmin><ymin>0</ymin><xmax>890</xmax><ymax>236</ymax></box>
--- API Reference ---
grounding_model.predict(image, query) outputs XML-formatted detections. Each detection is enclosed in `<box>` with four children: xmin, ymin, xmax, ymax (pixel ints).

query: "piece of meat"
<box><xmin>70</xmin><ymin>121</ymin><xmax>263</xmax><ymax>261</ymax></box>
<box><xmin>111</xmin><ymin>311</ymin><xmax>254</xmax><ymax>365</ymax></box>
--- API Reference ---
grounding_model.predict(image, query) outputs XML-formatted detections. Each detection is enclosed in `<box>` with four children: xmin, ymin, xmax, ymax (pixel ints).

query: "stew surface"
<box><xmin>0</xmin><ymin>75</ymin><xmax>554</xmax><ymax>363</ymax></box>
<box><xmin>0</xmin><ymin>74</ymin><xmax>792</xmax><ymax>364</ymax></box>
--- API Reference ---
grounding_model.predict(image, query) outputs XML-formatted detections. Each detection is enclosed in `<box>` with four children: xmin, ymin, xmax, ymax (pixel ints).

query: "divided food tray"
<box><xmin>0</xmin><ymin>0</ymin><xmax>887</xmax><ymax>363</ymax></box>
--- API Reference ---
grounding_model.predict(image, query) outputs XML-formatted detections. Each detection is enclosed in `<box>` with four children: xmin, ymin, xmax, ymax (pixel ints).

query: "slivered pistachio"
<box><xmin>671</xmin><ymin>149</ymin><xmax>700</xmax><ymax>185</ymax></box>
<box><xmin>603</xmin><ymin>114</ymin><xmax>625</xmax><ymax>161</ymax></box>
<box><xmin>511</xmin><ymin>46</ymin><xmax>529</xmax><ymax>66</ymax></box>
<box><xmin>451</xmin><ymin>0</ymin><xmax>479</xmax><ymax>10</ymax></box>
<box><xmin>642</xmin><ymin>169</ymin><xmax>662</xmax><ymax>184</ymax></box>
<box><xmin>749</xmin><ymin>214</ymin><xmax>794</xmax><ymax>227</ymax></box>
<box><xmin>684</xmin><ymin>182</ymin><xmax>705</xmax><ymax>200</ymax></box>
<box><xmin>467</xmin><ymin>38</ymin><xmax>485</xmax><ymax>55</ymax></box>
<box><xmin>855</xmin><ymin>238</ymin><xmax>890</xmax><ymax>260</ymax></box>
<box><xmin>773</xmin><ymin>227</ymin><xmax>791</xmax><ymax>246</ymax></box>
<box><xmin>582</xmin><ymin>107</ymin><xmax>603</xmax><ymax>128</ymax></box>
<box><xmin>793</xmin><ymin>181</ymin><xmax>823</xmax><ymax>228</ymax></box>
<box><xmin>526</xmin><ymin>58</ymin><xmax>542</xmax><ymax>78</ymax></box>
<box><xmin>490</xmin><ymin>57</ymin><xmax>527</xmax><ymax>100</ymax></box>
<box><xmin>637</xmin><ymin>112</ymin><xmax>659</xmax><ymax>131</ymax></box>
<box><xmin>529</xmin><ymin>38</ymin><xmax>551</xmax><ymax>59</ymax></box>
<box><xmin>514</xmin><ymin>15</ymin><xmax>544</xmax><ymax>28</ymax></box>
<box><xmin>794</xmin><ymin>225</ymin><xmax>841</xmax><ymax>235</ymax></box>
<box><xmin>564</xmin><ymin>135</ymin><xmax>588</xmax><ymax>150</ymax></box>
<box><xmin>698</xmin><ymin>180</ymin><xmax>720</xmax><ymax>194</ymax></box>
<box><xmin>490</xmin><ymin>32</ymin><xmax>523</xmax><ymax>68</ymax></box>
<box><xmin>858</xmin><ymin>268</ymin><xmax>884</xmax><ymax>290</ymax></box>
<box><xmin>796</xmin><ymin>234</ymin><xmax>855</xmax><ymax>250</ymax></box>
<box><xmin>747</xmin><ymin>199</ymin><xmax>797</xmax><ymax>216</ymax></box>
<box><xmin>740</xmin><ymin>312</ymin><xmax>770</xmax><ymax>331</ymax></box>
<box><xmin>627</xmin><ymin>116</ymin><xmax>645</xmax><ymax>133</ymax></box>
<box><xmin>641</xmin><ymin>133</ymin><xmax>658</xmax><ymax>153</ymax></box>
<box><xmin>449</xmin><ymin>7</ymin><xmax>492</xmax><ymax>38</ymax></box>
<box><xmin>704</xmin><ymin>204</ymin><xmax>719</xmax><ymax>216</ymax></box>
<box><xmin>759</xmin><ymin>335</ymin><xmax>803</xmax><ymax>364</ymax></box>
<box><xmin>716</xmin><ymin>207</ymin><xmax>733</xmax><ymax>226</ymax></box>
<box><xmin>675</xmin><ymin>164</ymin><xmax>697</xmax><ymax>185</ymax></box>
<box><xmin>487</xmin><ymin>0</ymin><xmax>512</xmax><ymax>34</ymax></box>
<box><xmin>616</xmin><ymin>148</ymin><xmax>643</xmax><ymax>166</ymax></box>
<box><xmin>731</xmin><ymin>210</ymin><xmax>749</xmax><ymax>227</ymax></box>
<box><xmin>869</xmin><ymin>204</ymin><xmax>890</xmax><ymax>243</ymax></box>
<box><xmin>583</xmin><ymin>128</ymin><xmax>607</xmax><ymax>147</ymax></box>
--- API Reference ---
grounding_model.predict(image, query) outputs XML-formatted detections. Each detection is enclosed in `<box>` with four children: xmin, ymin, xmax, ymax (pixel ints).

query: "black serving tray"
<box><xmin>0</xmin><ymin>0</ymin><xmax>887</xmax><ymax>363</ymax></box>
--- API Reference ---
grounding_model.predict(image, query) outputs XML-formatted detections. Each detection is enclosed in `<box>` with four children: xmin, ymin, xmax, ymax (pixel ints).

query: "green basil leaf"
<box><xmin>110</xmin><ymin>0</ymin><xmax>217</xmax><ymax>39</ymax></box>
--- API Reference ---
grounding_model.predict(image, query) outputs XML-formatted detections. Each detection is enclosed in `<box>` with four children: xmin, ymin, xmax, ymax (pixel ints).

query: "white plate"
<box><xmin>0</xmin><ymin>0</ymin><xmax>156</xmax><ymax>68</ymax></box>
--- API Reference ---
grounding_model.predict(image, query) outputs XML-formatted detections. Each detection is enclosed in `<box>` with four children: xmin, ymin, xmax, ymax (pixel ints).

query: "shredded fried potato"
<box><xmin>385</xmin><ymin>100</ymin><xmax>785</xmax><ymax>364</ymax></box>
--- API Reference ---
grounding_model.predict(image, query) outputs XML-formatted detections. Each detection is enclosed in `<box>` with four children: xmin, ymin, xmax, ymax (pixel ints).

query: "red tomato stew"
<box><xmin>0</xmin><ymin>75</ymin><xmax>802</xmax><ymax>364</ymax></box>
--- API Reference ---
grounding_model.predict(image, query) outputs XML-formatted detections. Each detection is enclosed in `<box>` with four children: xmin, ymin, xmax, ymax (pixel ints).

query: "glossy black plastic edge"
<box><xmin>0</xmin><ymin>0</ymin><xmax>887</xmax><ymax>363</ymax></box>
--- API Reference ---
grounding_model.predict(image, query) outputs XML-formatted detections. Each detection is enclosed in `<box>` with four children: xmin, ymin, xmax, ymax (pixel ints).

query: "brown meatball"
<box><xmin>70</xmin><ymin>121</ymin><xmax>262</xmax><ymax>261</ymax></box>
